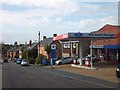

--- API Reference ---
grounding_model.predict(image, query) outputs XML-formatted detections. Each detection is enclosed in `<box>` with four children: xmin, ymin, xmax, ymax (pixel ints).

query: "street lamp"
<box><xmin>38</xmin><ymin>31</ymin><xmax>40</xmax><ymax>59</ymax></box>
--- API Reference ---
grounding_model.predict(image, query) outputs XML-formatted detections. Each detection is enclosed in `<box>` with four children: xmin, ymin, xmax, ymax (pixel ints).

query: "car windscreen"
<box><xmin>23</xmin><ymin>60</ymin><xmax>28</xmax><ymax>62</ymax></box>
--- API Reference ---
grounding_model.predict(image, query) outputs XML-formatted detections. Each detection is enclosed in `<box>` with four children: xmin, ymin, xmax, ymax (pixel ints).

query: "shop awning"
<box><xmin>53</xmin><ymin>32</ymin><xmax>115</xmax><ymax>41</ymax></box>
<box><xmin>104</xmin><ymin>45</ymin><xmax>120</xmax><ymax>49</ymax></box>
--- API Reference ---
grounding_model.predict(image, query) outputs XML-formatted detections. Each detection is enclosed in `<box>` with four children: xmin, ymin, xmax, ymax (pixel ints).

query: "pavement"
<box><xmin>45</xmin><ymin>61</ymin><xmax>120</xmax><ymax>83</ymax></box>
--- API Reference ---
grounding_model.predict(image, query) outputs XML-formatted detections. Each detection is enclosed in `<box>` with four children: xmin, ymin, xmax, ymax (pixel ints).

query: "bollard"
<box><xmin>50</xmin><ymin>58</ymin><xmax>54</xmax><ymax>69</ymax></box>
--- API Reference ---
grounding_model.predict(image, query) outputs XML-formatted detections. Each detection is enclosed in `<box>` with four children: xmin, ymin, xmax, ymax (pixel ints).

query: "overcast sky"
<box><xmin>0</xmin><ymin>0</ymin><xmax>119</xmax><ymax>45</ymax></box>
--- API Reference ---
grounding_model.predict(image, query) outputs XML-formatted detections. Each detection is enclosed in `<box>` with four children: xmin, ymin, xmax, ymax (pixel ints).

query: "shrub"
<box><xmin>28</xmin><ymin>57</ymin><xmax>35</xmax><ymax>64</ymax></box>
<box><xmin>35</xmin><ymin>54</ymin><xmax>44</xmax><ymax>65</ymax></box>
<box><xmin>35</xmin><ymin>57</ymin><xmax>41</xmax><ymax>65</ymax></box>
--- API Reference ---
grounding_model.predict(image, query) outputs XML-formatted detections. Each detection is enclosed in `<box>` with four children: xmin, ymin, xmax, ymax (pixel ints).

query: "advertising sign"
<box><xmin>50</xmin><ymin>44</ymin><xmax>56</xmax><ymax>58</ymax></box>
<box><xmin>69</xmin><ymin>33</ymin><xmax>115</xmax><ymax>38</ymax></box>
<box><xmin>90</xmin><ymin>45</ymin><xmax>103</xmax><ymax>48</ymax></box>
<box><xmin>51</xmin><ymin>44</ymin><xmax>56</xmax><ymax>50</ymax></box>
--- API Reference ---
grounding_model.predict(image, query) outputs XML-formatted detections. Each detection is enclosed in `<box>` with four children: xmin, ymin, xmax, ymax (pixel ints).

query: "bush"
<box><xmin>28</xmin><ymin>58</ymin><xmax>35</xmax><ymax>64</ymax></box>
<box><xmin>35</xmin><ymin>54</ymin><xmax>44</xmax><ymax>65</ymax></box>
<box><xmin>35</xmin><ymin>57</ymin><xmax>41</xmax><ymax>65</ymax></box>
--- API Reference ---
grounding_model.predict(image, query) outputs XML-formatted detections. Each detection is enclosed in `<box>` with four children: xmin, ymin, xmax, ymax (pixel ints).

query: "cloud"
<box><xmin>0</xmin><ymin>0</ymin><xmax>119</xmax><ymax>6</ymax></box>
<box><xmin>56</xmin><ymin>15</ymin><xmax>118</xmax><ymax>33</ymax></box>
<box><xmin>55</xmin><ymin>18</ymin><xmax>61</xmax><ymax>22</ymax></box>
<box><xmin>0</xmin><ymin>1</ymin><xmax>118</xmax><ymax>44</ymax></box>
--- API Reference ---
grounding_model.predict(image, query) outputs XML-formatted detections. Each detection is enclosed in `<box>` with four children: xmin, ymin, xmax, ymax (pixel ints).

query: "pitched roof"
<box><xmin>8</xmin><ymin>45</ymin><xmax>27</xmax><ymax>52</ymax></box>
<box><xmin>91</xmin><ymin>24</ymin><xmax>120</xmax><ymax>33</ymax></box>
<box><xmin>98</xmin><ymin>24</ymin><xmax>120</xmax><ymax>32</ymax></box>
<box><xmin>27</xmin><ymin>42</ymin><xmax>39</xmax><ymax>50</ymax></box>
<box><xmin>40</xmin><ymin>37</ymin><xmax>53</xmax><ymax>46</ymax></box>
<box><xmin>8</xmin><ymin>47</ymin><xmax>16</xmax><ymax>51</ymax></box>
<box><xmin>14</xmin><ymin>46</ymin><xmax>23</xmax><ymax>51</ymax></box>
<box><xmin>8</xmin><ymin>47</ymin><xmax>18</xmax><ymax>52</ymax></box>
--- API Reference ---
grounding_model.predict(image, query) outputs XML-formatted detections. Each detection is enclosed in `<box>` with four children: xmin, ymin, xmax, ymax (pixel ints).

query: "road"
<box><xmin>2</xmin><ymin>62</ymin><xmax>119</xmax><ymax>89</ymax></box>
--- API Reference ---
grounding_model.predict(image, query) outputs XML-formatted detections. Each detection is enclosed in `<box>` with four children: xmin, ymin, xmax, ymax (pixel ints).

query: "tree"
<box><xmin>1</xmin><ymin>43</ymin><xmax>14</xmax><ymax>58</ymax></box>
<box><xmin>28</xmin><ymin>47</ymin><xmax>38</xmax><ymax>59</ymax></box>
<box><xmin>22</xmin><ymin>50</ymin><xmax>27</xmax><ymax>59</ymax></box>
<box><xmin>22</xmin><ymin>47</ymin><xmax>38</xmax><ymax>59</ymax></box>
<box><xmin>35</xmin><ymin>54</ymin><xmax>44</xmax><ymax>65</ymax></box>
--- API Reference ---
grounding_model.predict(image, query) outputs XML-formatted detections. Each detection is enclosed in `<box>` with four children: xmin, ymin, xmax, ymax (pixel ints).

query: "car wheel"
<box><xmin>70</xmin><ymin>61</ymin><xmax>73</xmax><ymax>64</ymax></box>
<box><xmin>59</xmin><ymin>62</ymin><xmax>62</xmax><ymax>65</ymax></box>
<box><xmin>117</xmin><ymin>75</ymin><xmax>120</xmax><ymax>78</ymax></box>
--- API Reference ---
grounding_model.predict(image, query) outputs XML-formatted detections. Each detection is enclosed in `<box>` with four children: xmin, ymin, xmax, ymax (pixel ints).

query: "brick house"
<box><xmin>38</xmin><ymin>35</ymin><xmax>82</xmax><ymax>60</ymax></box>
<box><xmin>38</xmin><ymin>37</ymin><xmax>53</xmax><ymax>59</ymax></box>
<box><xmin>7</xmin><ymin>40</ymin><xmax>37</xmax><ymax>59</ymax></box>
<box><xmin>91</xmin><ymin>24</ymin><xmax>120</xmax><ymax>63</ymax></box>
<box><xmin>7</xmin><ymin>48</ymin><xmax>15</xmax><ymax>58</ymax></box>
<box><xmin>53</xmin><ymin>40</ymin><xmax>79</xmax><ymax>58</ymax></box>
<box><xmin>7</xmin><ymin>46</ymin><xmax>24</xmax><ymax>59</ymax></box>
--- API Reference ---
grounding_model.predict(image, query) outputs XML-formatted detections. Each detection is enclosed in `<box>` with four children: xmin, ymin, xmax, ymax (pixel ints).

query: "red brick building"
<box><xmin>91</xmin><ymin>24</ymin><xmax>120</xmax><ymax>63</ymax></box>
<box><xmin>38</xmin><ymin>36</ymin><xmax>82</xmax><ymax>60</ymax></box>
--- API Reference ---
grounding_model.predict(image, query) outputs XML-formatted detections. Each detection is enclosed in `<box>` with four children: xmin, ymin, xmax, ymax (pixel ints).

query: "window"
<box><xmin>63</xmin><ymin>43</ymin><xmax>70</xmax><ymax>48</ymax></box>
<box><xmin>73</xmin><ymin>43</ymin><xmax>76</xmax><ymax>48</ymax></box>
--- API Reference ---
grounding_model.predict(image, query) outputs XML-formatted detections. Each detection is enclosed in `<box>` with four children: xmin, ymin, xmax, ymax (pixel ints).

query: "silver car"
<box><xmin>21</xmin><ymin>59</ymin><xmax>29</xmax><ymax>66</ymax></box>
<box><xmin>55</xmin><ymin>57</ymin><xmax>73</xmax><ymax>65</ymax></box>
<box><xmin>82</xmin><ymin>55</ymin><xmax>99</xmax><ymax>64</ymax></box>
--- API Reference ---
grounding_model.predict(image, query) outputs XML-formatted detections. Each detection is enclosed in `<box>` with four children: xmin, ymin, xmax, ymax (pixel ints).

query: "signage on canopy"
<box><xmin>69</xmin><ymin>33</ymin><xmax>115</xmax><ymax>38</ymax></box>
<box><xmin>53</xmin><ymin>32</ymin><xmax>115</xmax><ymax>41</ymax></box>
<box><xmin>74</xmin><ymin>32</ymin><xmax>83</xmax><ymax>37</ymax></box>
<box><xmin>53</xmin><ymin>33</ymin><xmax>68</xmax><ymax>41</ymax></box>
<box><xmin>90</xmin><ymin>45</ymin><xmax>104</xmax><ymax>48</ymax></box>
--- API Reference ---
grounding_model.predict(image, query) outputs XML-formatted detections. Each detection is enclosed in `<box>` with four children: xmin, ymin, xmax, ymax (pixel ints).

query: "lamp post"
<box><xmin>38</xmin><ymin>31</ymin><xmax>40</xmax><ymax>59</ymax></box>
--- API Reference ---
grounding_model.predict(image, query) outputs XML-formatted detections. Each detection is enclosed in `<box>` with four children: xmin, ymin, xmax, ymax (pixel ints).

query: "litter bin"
<box><xmin>42</xmin><ymin>59</ymin><xmax>47</xmax><ymax>66</ymax></box>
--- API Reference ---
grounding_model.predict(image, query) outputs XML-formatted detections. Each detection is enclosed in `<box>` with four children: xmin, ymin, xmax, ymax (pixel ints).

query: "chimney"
<box><xmin>53</xmin><ymin>34</ymin><xmax>57</xmax><ymax>37</ymax></box>
<box><xmin>43</xmin><ymin>36</ymin><xmax>46</xmax><ymax>40</ymax></box>
<box><xmin>29</xmin><ymin>40</ymin><xmax>32</xmax><ymax>47</ymax></box>
<box><xmin>25</xmin><ymin>42</ymin><xmax>27</xmax><ymax>45</ymax></box>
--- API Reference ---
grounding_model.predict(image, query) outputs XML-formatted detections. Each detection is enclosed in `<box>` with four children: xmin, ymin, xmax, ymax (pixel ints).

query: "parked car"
<box><xmin>55</xmin><ymin>57</ymin><xmax>73</xmax><ymax>65</ymax></box>
<box><xmin>13</xmin><ymin>58</ymin><xmax>17</xmax><ymax>62</ymax></box>
<box><xmin>16</xmin><ymin>59</ymin><xmax>22</xmax><ymax>64</ymax></box>
<box><xmin>21</xmin><ymin>59</ymin><xmax>29</xmax><ymax>66</ymax></box>
<box><xmin>82</xmin><ymin>55</ymin><xmax>100</xmax><ymax>64</ymax></box>
<box><xmin>75</xmin><ymin>55</ymin><xmax>100</xmax><ymax>65</ymax></box>
<box><xmin>0</xmin><ymin>60</ymin><xmax>3</xmax><ymax>64</ymax></box>
<box><xmin>8</xmin><ymin>58</ymin><xmax>13</xmax><ymax>62</ymax></box>
<box><xmin>116</xmin><ymin>65</ymin><xmax>120</xmax><ymax>78</ymax></box>
<box><xmin>3</xmin><ymin>58</ymin><xmax>8</xmax><ymax>63</ymax></box>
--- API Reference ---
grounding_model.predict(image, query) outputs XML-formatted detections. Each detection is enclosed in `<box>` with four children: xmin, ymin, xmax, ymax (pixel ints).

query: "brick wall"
<box><xmin>92</xmin><ymin>24</ymin><xmax>120</xmax><ymax>45</ymax></box>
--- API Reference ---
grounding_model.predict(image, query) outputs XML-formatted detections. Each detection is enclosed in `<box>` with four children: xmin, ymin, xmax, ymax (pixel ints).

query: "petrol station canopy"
<box><xmin>53</xmin><ymin>32</ymin><xmax>116</xmax><ymax>41</ymax></box>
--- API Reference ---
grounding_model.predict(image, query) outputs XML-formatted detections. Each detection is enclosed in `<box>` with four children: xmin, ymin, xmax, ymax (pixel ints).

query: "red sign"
<box><xmin>53</xmin><ymin>33</ymin><xmax>68</xmax><ymax>41</ymax></box>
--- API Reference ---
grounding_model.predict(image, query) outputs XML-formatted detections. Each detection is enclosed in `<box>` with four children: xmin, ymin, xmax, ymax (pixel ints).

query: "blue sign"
<box><xmin>74</xmin><ymin>32</ymin><xmax>83</xmax><ymax>37</ymax></box>
<box><xmin>50</xmin><ymin>49</ymin><xmax>56</xmax><ymax>58</ymax></box>
<box><xmin>50</xmin><ymin>58</ymin><xmax>53</xmax><ymax>65</ymax></box>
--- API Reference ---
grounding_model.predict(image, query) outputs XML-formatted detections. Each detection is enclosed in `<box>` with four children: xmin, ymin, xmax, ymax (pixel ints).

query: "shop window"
<box><xmin>63</xmin><ymin>43</ymin><xmax>70</xmax><ymax>48</ymax></box>
<box><xmin>63</xmin><ymin>43</ymin><xmax>68</xmax><ymax>48</ymax></box>
<box><xmin>73</xmin><ymin>43</ymin><xmax>76</xmax><ymax>48</ymax></box>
